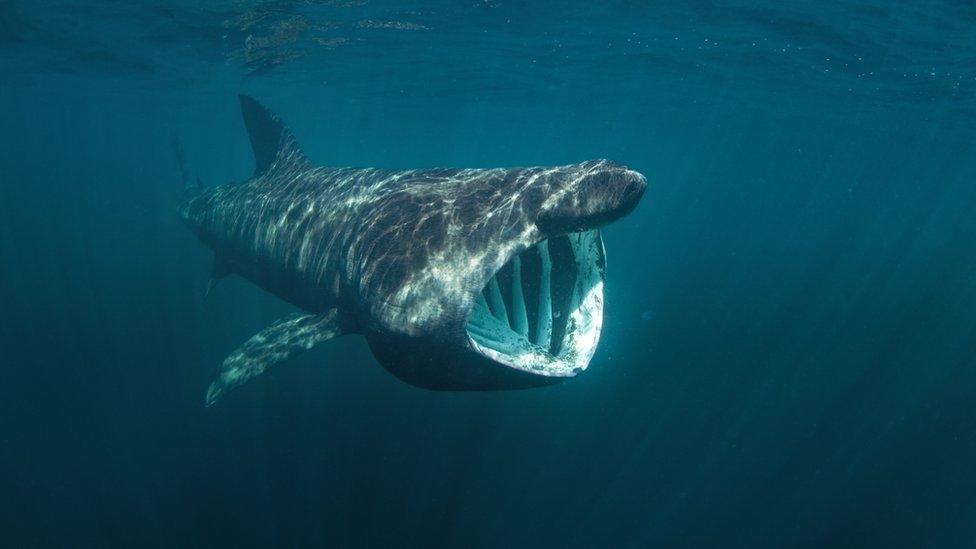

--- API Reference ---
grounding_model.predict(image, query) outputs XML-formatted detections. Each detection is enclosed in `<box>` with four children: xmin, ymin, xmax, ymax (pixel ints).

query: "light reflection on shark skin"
<box><xmin>180</xmin><ymin>95</ymin><xmax>646</xmax><ymax>405</ymax></box>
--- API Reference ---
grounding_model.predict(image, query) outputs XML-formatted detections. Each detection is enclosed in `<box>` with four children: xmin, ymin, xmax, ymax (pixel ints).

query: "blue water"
<box><xmin>2</xmin><ymin>1</ymin><xmax>976</xmax><ymax>547</ymax></box>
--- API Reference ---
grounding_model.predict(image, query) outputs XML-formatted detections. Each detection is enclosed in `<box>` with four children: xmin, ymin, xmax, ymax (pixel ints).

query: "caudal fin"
<box><xmin>171</xmin><ymin>133</ymin><xmax>203</xmax><ymax>199</ymax></box>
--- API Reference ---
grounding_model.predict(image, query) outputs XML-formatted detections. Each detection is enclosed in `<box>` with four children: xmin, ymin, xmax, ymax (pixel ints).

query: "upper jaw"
<box><xmin>463</xmin><ymin>229</ymin><xmax>606</xmax><ymax>379</ymax></box>
<box><xmin>536</xmin><ymin>163</ymin><xmax>647</xmax><ymax>235</ymax></box>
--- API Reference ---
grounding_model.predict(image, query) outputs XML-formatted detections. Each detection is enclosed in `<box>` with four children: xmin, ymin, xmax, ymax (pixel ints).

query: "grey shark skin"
<box><xmin>181</xmin><ymin>95</ymin><xmax>646</xmax><ymax>406</ymax></box>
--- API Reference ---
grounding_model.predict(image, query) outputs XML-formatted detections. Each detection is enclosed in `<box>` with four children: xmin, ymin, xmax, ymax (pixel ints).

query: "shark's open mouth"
<box><xmin>465</xmin><ymin>230</ymin><xmax>606</xmax><ymax>378</ymax></box>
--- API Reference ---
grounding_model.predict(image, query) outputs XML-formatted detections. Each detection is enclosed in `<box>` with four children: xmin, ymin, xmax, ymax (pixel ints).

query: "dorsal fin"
<box><xmin>238</xmin><ymin>94</ymin><xmax>311</xmax><ymax>177</ymax></box>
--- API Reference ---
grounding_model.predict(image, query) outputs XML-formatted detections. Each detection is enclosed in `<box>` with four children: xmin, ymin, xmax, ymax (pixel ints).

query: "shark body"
<box><xmin>180</xmin><ymin>96</ymin><xmax>647</xmax><ymax>405</ymax></box>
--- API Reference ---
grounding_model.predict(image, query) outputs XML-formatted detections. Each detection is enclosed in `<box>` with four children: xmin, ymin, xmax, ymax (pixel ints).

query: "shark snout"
<box><xmin>601</xmin><ymin>166</ymin><xmax>647</xmax><ymax>212</ymax></box>
<box><xmin>536</xmin><ymin>162</ymin><xmax>647</xmax><ymax>234</ymax></box>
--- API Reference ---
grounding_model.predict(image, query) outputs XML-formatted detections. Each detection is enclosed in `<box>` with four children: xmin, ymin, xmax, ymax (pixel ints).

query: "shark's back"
<box><xmin>179</xmin><ymin>96</ymin><xmax>557</xmax><ymax>333</ymax></box>
<box><xmin>180</xmin><ymin>157</ymin><xmax>545</xmax><ymax>328</ymax></box>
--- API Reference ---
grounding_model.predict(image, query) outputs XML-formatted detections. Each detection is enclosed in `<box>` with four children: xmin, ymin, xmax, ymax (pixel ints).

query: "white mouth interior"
<box><xmin>465</xmin><ymin>230</ymin><xmax>605</xmax><ymax>377</ymax></box>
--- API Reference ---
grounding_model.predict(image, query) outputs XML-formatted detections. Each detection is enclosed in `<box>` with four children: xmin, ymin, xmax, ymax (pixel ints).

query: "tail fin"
<box><xmin>170</xmin><ymin>133</ymin><xmax>203</xmax><ymax>195</ymax></box>
<box><xmin>238</xmin><ymin>94</ymin><xmax>311</xmax><ymax>177</ymax></box>
<box><xmin>170</xmin><ymin>133</ymin><xmax>189</xmax><ymax>187</ymax></box>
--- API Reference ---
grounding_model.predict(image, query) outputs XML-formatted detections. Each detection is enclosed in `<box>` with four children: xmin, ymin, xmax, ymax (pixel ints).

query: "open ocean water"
<box><xmin>2</xmin><ymin>1</ymin><xmax>976</xmax><ymax>547</ymax></box>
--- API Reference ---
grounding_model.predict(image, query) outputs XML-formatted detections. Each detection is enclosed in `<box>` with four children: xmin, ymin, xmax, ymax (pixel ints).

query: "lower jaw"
<box><xmin>364</xmin><ymin>330</ymin><xmax>568</xmax><ymax>391</ymax></box>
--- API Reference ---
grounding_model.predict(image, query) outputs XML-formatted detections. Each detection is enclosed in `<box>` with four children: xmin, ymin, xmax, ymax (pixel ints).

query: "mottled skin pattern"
<box><xmin>181</xmin><ymin>96</ymin><xmax>646</xmax><ymax>400</ymax></box>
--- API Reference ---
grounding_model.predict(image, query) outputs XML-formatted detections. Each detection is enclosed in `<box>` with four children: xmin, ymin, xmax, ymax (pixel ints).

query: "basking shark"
<box><xmin>180</xmin><ymin>96</ymin><xmax>646</xmax><ymax>405</ymax></box>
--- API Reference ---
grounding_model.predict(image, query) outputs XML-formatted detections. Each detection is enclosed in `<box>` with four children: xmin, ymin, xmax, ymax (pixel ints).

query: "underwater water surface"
<box><xmin>2</xmin><ymin>1</ymin><xmax>976</xmax><ymax>547</ymax></box>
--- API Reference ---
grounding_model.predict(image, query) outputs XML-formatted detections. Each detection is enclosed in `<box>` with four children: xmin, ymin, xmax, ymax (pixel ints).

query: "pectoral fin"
<box><xmin>206</xmin><ymin>309</ymin><xmax>352</xmax><ymax>406</ymax></box>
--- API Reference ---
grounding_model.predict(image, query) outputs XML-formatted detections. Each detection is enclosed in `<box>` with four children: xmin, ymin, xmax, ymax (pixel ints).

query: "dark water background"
<box><xmin>3</xmin><ymin>1</ymin><xmax>976</xmax><ymax>547</ymax></box>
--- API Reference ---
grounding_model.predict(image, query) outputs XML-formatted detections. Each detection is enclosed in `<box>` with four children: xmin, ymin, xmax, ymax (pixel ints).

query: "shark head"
<box><xmin>359</xmin><ymin>160</ymin><xmax>646</xmax><ymax>390</ymax></box>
